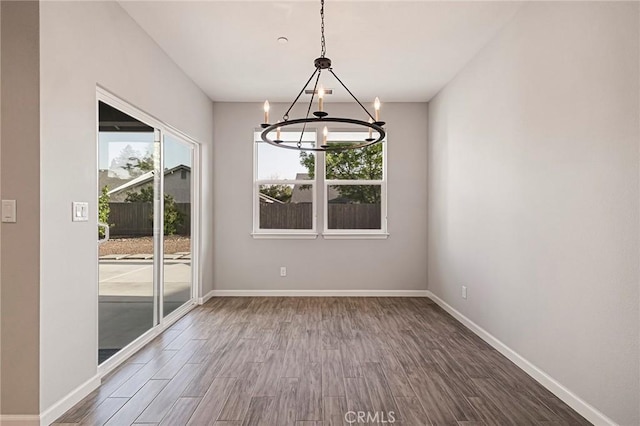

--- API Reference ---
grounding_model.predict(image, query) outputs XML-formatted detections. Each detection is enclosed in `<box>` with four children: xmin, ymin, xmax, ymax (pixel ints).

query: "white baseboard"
<box><xmin>208</xmin><ymin>289</ymin><xmax>430</xmax><ymax>297</ymax></box>
<box><xmin>426</xmin><ymin>291</ymin><xmax>616</xmax><ymax>426</ymax></box>
<box><xmin>198</xmin><ymin>289</ymin><xmax>215</xmax><ymax>304</ymax></box>
<box><xmin>0</xmin><ymin>375</ymin><xmax>100</xmax><ymax>426</ymax></box>
<box><xmin>0</xmin><ymin>415</ymin><xmax>40</xmax><ymax>426</ymax></box>
<box><xmin>34</xmin><ymin>302</ymin><xmax>198</xmax><ymax>426</ymax></box>
<box><xmin>38</xmin><ymin>374</ymin><xmax>101</xmax><ymax>426</ymax></box>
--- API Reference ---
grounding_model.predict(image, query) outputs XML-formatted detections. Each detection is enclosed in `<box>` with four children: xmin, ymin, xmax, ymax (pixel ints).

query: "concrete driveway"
<box><xmin>98</xmin><ymin>259</ymin><xmax>192</xmax><ymax>359</ymax></box>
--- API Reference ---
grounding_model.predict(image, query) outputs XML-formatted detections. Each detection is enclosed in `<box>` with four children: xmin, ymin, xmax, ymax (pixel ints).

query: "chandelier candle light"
<box><xmin>260</xmin><ymin>0</ymin><xmax>386</xmax><ymax>152</ymax></box>
<box><xmin>263</xmin><ymin>100</ymin><xmax>270</xmax><ymax>124</ymax></box>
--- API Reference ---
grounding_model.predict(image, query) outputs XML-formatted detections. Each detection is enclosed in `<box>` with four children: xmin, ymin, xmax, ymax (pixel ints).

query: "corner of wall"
<box><xmin>0</xmin><ymin>0</ymin><xmax>41</xmax><ymax>416</ymax></box>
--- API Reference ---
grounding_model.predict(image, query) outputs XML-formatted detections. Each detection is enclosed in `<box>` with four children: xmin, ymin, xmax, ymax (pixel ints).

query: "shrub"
<box><xmin>125</xmin><ymin>186</ymin><xmax>185</xmax><ymax>235</ymax></box>
<box><xmin>98</xmin><ymin>186</ymin><xmax>111</xmax><ymax>238</ymax></box>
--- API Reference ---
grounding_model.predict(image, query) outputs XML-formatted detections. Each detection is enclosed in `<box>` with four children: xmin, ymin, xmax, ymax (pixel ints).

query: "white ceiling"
<box><xmin>120</xmin><ymin>1</ymin><xmax>523</xmax><ymax>102</ymax></box>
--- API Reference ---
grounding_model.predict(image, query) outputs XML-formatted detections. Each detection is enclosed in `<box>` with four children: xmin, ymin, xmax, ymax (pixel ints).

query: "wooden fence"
<box><xmin>327</xmin><ymin>204</ymin><xmax>381</xmax><ymax>230</ymax></box>
<box><xmin>110</xmin><ymin>202</ymin><xmax>379</xmax><ymax>235</ymax></box>
<box><xmin>260</xmin><ymin>203</ymin><xmax>313</xmax><ymax>229</ymax></box>
<box><xmin>260</xmin><ymin>203</ymin><xmax>381</xmax><ymax>230</ymax></box>
<box><xmin>108</xmin><ymin>202</ymin><xmax>191</xmax><ymax>237</ymax></box>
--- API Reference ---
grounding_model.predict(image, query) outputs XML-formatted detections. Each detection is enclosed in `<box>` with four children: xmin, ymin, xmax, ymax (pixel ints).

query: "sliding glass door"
<box><xmin>97</xmin><ymin>99</ymin><xmax>197</xmax><ymax>365</ymax></box>
<box><xmin>162</xmin><ymin>134</ymin><xmax>194</xmax><ymax>318</ymax></box>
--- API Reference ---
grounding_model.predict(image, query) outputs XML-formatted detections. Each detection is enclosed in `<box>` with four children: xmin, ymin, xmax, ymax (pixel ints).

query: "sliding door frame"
<box><xmin>96</xmin><ymin>87</ymin><xmax>202</xmax><ymax>376</ymax></box>
<box><xmin>160</xmin><ymin>130</ymin><xmax>200</xmax><ymax>321</ymax></box>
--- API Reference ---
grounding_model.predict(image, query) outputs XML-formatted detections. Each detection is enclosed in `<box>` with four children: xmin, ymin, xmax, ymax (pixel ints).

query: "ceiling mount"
<box><xmin>305</xmin><ymin>88</ymin><xmax>332</xmax><ymax>95</ymax></box>
<box><xmin>314</xmin><ymin>57</ymin><xmax>332</xmax><ymax>69</ymax></box>
<box><xmin>260</xmin><ymin>0</ymin><xmax>385</xmax><ymax>152</ymax></box>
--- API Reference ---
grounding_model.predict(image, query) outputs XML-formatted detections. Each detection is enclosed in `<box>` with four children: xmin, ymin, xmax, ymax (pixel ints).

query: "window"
<box><xmin>253</xmin><ymin>130</ymin><xmax>387</xmax><ymax>239</ymax></box>
<box><xmin>253</xmin><ymin>131</ymin><xmax>317</xmax><ymax>237</ymax></box>
<box><xmin>323</xmin><ymin>131</ymin><xmax>387</xmax><ymax>238</ymax></box>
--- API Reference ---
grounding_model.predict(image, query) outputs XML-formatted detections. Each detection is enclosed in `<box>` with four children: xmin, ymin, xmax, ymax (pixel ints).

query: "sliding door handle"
<box><xmin>98</xmin><ymin>222</ymin><xmax>110</xmax><ymax>245</ymax></box>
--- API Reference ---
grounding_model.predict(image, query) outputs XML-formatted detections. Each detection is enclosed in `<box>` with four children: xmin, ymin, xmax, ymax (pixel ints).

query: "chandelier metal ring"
<box><xmin>261</xmin><ymin>117</ymin><xmax>386</xmax><ymax>152</ymax></box>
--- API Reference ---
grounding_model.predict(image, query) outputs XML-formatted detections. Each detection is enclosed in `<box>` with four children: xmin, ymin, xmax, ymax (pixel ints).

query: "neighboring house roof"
<box><xmin>98</xmin><ymin>170</ymin><xmax>129</xmax><ymax>192</ymax></box>
<box><xmin>290</xmin><ymin>173</ymin><xmax>313</xmax><ymax>204</ymax></box>
<box><xmin>259</xmin><ymin>193</ymin><xmax>284</xmax><ymax>204</ymax></box>
<box><xmin>108</xmin><ymin>164</ymin><xmax>190</xmax><ymax>196</ymax></box>
<box><xmin>290</xmin><ymin>173</ymin><xmax>341</xmax><ymax>203</ymax></box>
<box><xmin>108</xmin><ymin>171</ymin><xmax>154</xmax><ymax>196</ymax></box>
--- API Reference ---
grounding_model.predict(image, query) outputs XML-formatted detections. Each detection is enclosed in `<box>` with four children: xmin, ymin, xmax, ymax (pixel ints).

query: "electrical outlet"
<box><xmin>280</xmin><ymin>267</ymin><xmax>287</xmax><ymax>277</ymax></box>
<box><xmin>462</xmin><ymin>286</ymin><xmax>468</xmax><ymax>299</ymax></box>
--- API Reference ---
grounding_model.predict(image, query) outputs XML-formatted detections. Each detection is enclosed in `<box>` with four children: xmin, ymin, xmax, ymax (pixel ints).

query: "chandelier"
<box><xmin>260</xmin><ymin>0</ymin><xmax>386</xmax><ymax>152</ymax></box>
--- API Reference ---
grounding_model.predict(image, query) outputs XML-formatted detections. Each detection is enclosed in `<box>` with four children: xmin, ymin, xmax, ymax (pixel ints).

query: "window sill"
<box><xmin>251</xmin><ymin>232</ymin><xmax>318</xmax><ymax>240</ymax></box>
<box><xmin>322</xmin><ymin>233</ymin><xmax>389</xmax><ymax>240</ymax></box>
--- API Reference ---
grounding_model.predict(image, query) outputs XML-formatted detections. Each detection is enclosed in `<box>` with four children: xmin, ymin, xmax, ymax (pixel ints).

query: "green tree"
<box><xmin>98</xmin><ymin>185</ymin><xmax>111</xmax><ymax>238</ymax></box>
<box><xmin>123</xmin><ymin>152</ymin><xmax>154</xmax><ymax>177</ymax></box>
<box><xmin>124</xmin><ymin>186</ymin><xmax>154</xmax><ymax>203</ymax></box>
<box><xmin>162</xmin><ymin>195</ymin><xmax>184</xmax><ymax>236</ymax></box>
<box><xmin>259</xmin><ymin>184</ymin><xmax>293</xmax><ymax>202</ymax></box>
<box><xmin>125</xmin><ymin>186</ymin><xmax>185</xmax><ymax>235</ymax></box>
<box><xmin>299</xmin><ymin>143</ymin><xmax>383</xmax><ymax>203</ymax></box>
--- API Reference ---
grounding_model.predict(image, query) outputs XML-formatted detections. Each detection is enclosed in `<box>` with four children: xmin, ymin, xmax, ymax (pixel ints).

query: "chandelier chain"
<box><xmin>320</xmin><ymin>0</ymin><xmax>326</xmax><ymax>57</ymax></box>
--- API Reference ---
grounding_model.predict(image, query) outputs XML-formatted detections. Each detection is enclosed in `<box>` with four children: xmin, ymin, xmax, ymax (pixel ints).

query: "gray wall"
<box><xmin>38</xmin><ymin>1</ymin><xmax>213</xmax><ymax>412</ymax></box>
<box><xmin>0</xmin><ymin>0</ymin><xmax>40</xmax><ymax>416</ymax></box>
<box><xmin>109</xmin><ymin>171</ymin><xmax>191</xmax><ymax>203</ymax></box>
<box><xmin>0</xmin><ymin>0</ymin><xmax>2</xmax><ymax>412</ymax></box>
<box><xmin>212</xmin><ymin>102</ymin><xmax>428</xmax><ymax>292</ymax></box>
<box><xmin>163</xmin><ymin>170</ymin><xmax>191</xmax><ymax>204</ymax></box>
<box><xmin>427</xmin><ymin>2</ymin><xmax>639</xmax><ymax>424</ymax></box>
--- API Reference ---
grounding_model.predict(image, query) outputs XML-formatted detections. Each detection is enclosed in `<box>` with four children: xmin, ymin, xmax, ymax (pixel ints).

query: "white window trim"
<box><xmin>251</xmin><ymin>232</ymin><xmax>319</xmax><ymax>240</ymax></box>
<box><xmin>252</xmin><ymin>130</ymin><xmax>318</xmax><ymax>238</ymax></box>
<box><xmin>251</xmin><ymin>130</ymin><xmax>388</xmax><ymax>240</ymax></box>
<box><xmin>322</xmin><ymin>232</ymin><xmax>389</xmax><ymax>240</ymax></box>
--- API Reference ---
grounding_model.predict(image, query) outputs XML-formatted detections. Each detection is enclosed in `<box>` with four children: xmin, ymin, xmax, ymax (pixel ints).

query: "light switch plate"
<box><xmin>1</xmin><ymin>200</ymin><xmax>17</xmax><ymax>223</ymax></box>
<box><xmin>72</xmin><ymin>202</ymin><xmax>89</xmax><ymax>222</ymax></box>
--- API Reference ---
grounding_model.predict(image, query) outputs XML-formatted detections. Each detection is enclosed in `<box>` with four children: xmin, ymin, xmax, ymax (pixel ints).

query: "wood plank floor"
<box><xmin>54</xmin><ymin>297</ymin><xmax>591</xmax><ymax>425</ymax></box>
